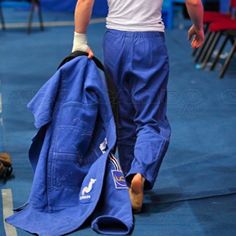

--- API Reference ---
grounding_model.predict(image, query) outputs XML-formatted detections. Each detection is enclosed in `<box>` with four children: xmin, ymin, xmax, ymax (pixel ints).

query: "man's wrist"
<box><xmin>72</xmin><ymin>32</ymin><xmax>89</xmax><ymax>52</ymax></box>
<box><xmin>194</xmin><ymin>24</ymin><xmax>204</xmax><ymax>32</ymax></box>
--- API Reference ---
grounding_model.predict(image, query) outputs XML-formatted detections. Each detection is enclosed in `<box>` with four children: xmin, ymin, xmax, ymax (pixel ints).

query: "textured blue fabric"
<box><xmin>5</xmin><ymin>56</ymin><xmax>133</xmax><ymax>235</ymax></box>
<box><xmin>103</xmin><ymin>29</ymin><xmax>171</xmax><ymax>189</ymax></box>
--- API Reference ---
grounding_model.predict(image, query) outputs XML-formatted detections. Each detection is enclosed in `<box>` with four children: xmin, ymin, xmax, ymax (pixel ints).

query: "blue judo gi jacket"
<box><xmin>6</xmin><ymin>53</ymin><xmax>133</xmax><ymax>235</ymax></box>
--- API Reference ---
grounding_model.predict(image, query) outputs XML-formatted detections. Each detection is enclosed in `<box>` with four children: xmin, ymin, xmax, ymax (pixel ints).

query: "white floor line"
<box><xmin>1</xmin><ymin>189</ymin><xmax>18</xmax><ymax>236</ymax></box>
<box><xmin>0</xmin><ymin>80</ymin><xmax>2</xmax><ymax>114</ymax></box>
<box><xmin>5</xmin><ymin>18</ymin><xmax>106</xmax><ymax>29</ymax></box>
<box><xmin>0</xmin><ymin>93</ymin><xmax>2</xmax><ymax>114</ymax></box>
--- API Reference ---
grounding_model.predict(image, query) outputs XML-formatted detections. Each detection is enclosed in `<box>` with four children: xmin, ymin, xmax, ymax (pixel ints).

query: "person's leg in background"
<box><xmin>103</xmin><ymin>30</ymin><xmax>171</xmax><ymax>212</ymax></box>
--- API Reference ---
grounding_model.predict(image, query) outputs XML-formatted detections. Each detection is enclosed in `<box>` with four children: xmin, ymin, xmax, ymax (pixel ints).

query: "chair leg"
<box><xmin>201</xmin><ymin>32</ymin><xmax>222</xmax><ymax>69</ymax></box>
<box><xmin>28</xmin><ymin>4</ymin><xmax>35</xmax><ymax>34</ymax></box>
<box><xmin>192</xmin><ymin>45</ymin><xmax>198</xmax><ymax>57</ymax></box>
<box><xmin>37</xmin><ymin>1</ymin><xmax>44</xmax><ymax>31</ymax></box>
<box><xmin>0</xmin><ymin>6</ymin><xmax>5</xmax><ymax>30</ymax></box>
<box><xmin>197</xmin><ymin>32</ymin><xmax>217</xmax><ymax>64</ymax></box>
<box><xmin>28</xmin><ymin>0</ymin><xmax>44</xmax><ymax>33</ymax></box>
<box><xmin>220</xmin><ymin>40</ymin><xmax>236</xmax><ymax>78</ymax></box>
<box><xmin>195</xmin><ymin>30</ymin><xmax>212</xmax><ymax>63</ymax></box>
<box><xmin>210</xmin><ymin>35</ymin><xmax>229</xmax><ymax>71</ymax></box>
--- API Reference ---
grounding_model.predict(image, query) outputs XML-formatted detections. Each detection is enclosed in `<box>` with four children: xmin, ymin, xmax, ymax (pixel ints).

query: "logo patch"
<box><xmin>112</xmin><ymin>170</ymin><xmax>128</xmax><ymax>189</ymax></box>
<box><xmin>80</xmin><ymin>178</ymin><xmax>96</xmax><ymax>201</ymax></box>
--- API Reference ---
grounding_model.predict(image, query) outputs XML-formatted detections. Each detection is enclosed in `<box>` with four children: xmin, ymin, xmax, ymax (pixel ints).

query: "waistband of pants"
<box><xmin>105</xmin><ymin>28</ymin><xmax>165</xmax><ymax>38</ymax></box>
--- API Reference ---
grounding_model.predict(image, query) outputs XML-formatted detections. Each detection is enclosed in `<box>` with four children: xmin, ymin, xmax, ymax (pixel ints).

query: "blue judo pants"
<box><xmin>103</xmin><ymin>29</ymin><xmax>171</xmax><ymax>189</ymax></box>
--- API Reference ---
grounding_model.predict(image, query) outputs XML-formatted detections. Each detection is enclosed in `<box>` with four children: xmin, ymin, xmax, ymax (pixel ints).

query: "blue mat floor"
<box><xmin>0</xmin><ymin>10</ymin><xmax>236</xmax><ymax>236</ymax></box>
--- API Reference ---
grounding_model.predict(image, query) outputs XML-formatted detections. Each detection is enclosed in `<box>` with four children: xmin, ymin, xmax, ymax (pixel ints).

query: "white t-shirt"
<box><xmin>106</xmin><ymin>0</ymin><xmax>164</xmax><ymax>32</ymax></box>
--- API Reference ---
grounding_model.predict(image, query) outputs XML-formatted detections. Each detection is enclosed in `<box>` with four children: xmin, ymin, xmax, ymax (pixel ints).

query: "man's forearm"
<box><xmin>185</xmin><ymin>0</ymin><xmax>204</xmax><ymax>30</ymax></box>
<box><xmin>74</xmin><ymin>0</ymin><xmax>95</xmax><ymax>33</ymax></box>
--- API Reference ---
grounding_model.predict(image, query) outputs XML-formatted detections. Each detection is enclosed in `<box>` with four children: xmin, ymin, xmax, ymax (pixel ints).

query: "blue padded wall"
<box><xmin>40</xmin><ymin>0</ymin><xmax>77</xmax><ymax>12</ymax></box>
<box><xmin>40</xmin><ymin>0</ymin><xmax>108</xmax><ymax>16</ymax></box>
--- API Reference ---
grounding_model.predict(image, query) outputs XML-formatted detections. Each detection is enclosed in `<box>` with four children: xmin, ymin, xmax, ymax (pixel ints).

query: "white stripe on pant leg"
<box><xmin>1</xmin><ymin>189</ymin><xmax>17</xmax><ymax>236</ymax></box>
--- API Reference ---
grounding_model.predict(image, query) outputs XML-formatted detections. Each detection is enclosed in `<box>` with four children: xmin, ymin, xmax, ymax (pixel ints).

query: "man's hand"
<box><xmin>72</xmin><ymin>32</ymin><xmax>94</xmax><ymax>58</ymax></box>
<box><xmin>188</xmin><ymin>25</ymin><xmax>204</xmax><ymax>48</ymax></box>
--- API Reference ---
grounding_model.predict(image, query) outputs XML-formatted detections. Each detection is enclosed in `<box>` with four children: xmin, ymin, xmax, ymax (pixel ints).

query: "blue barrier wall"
<box><xmin>93</xmin><ymin>0</ymin><xmax>108</xmax><ymax>17</ymax></box>
<box><xmin>41</xmin><ymin>0</ymin><xmax>108</xmax><ymax>16</ymax></box>
<box><xmin>40</xmin><ymin>0</ymin><xmax>77</xmax><ymax>12</ymax></box>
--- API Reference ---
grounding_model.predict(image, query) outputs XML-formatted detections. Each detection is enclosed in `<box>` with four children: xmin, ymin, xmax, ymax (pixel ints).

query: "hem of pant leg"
<box><xmin>126</xmin><ymin>168</ymin><xmax>154</xmax><ymax>190</ymax></box>
<box><xmin>126</xmin><ymin>140</ymin><xmax>170</xmax><ymax>190</ymax></box>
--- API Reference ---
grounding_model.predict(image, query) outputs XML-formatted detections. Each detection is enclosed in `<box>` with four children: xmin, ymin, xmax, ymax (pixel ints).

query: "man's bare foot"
<box><xmin>129</xmin><ymin>173</ymin><xmax>145</xmax><ymax>213</ymax></box>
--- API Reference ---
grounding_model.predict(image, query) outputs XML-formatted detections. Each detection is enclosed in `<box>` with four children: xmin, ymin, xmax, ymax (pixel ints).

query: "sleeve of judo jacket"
<box><xmin>91</xmin><ymin>154</ymin><xmax>134</xmax><ymax>235</ymax></box>
<box><xmin>27</xmin><ymin>70</ymin><xmax>61</xmax><ymax>129</ymax></box>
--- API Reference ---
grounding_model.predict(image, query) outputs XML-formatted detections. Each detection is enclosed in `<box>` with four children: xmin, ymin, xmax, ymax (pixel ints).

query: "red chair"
<box><xmin>193</xmin><ymin>0</ymin><xmax>236</xmax><ymax>61</ymax></box>
<box><xmin>203</xmin><ymin>0</ymin><xmax>236</xmax><ymax>25</ymax></box>
<box><xmin>204</xmin><ymin>12</ymin><xmax>231</xmax><ymax>24</ymax></box>
<box><xmin>207</xmin><ymin>19</ymin><xmax>236</xmax><ymax>78</ymax></box>
<box><xmin>199</xmin><ymin>18</ymin><xmax>235</xmax><ymax>68</ymax></box>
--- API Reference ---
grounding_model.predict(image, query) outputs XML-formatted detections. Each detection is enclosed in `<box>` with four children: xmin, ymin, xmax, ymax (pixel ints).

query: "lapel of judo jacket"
<box><xmin>6</xmin><ymin>56</ymin><xmax>133</xmax><ymax>235</ymax></box>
